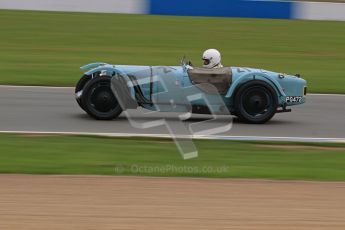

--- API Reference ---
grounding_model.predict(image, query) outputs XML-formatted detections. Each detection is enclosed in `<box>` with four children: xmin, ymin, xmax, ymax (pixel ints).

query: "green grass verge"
<box><xmin>0</xmin><ymin>134</ymin><xmax>344</xmax><ymax>181</ymax></box>
<box><xmin>0</xmin><ymin>10</ymin><xmax>345</xmax><ymax>93</ymax></box>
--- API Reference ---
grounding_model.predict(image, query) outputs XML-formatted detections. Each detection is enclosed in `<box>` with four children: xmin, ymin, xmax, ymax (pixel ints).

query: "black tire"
<box><xmin>81</xmin><ymin>76</ymin><xmax>122</xmax><ymax>120</ymax></box>
<box><xmin>234</xmin><ymin>80</ymin><xmax>278</xmax><ymax>124</ymax></box>
<box><xmin>75</xmin><ymin>75</ymin><xmax>92</xmax><ymax>111</ymax></box>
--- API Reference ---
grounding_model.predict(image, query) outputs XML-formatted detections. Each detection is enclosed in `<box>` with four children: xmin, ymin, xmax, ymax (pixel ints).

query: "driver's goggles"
<box><xmin>202</xmin><ymin>59</ymin><xmax>210</xmax><ymax>65</ymax></box>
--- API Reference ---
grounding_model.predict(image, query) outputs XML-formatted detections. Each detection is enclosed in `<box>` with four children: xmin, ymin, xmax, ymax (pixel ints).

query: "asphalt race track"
<box><xmin>0</xmin><ymin>85</ymin><xmax>344</xmax><ymax>142</ymax></box>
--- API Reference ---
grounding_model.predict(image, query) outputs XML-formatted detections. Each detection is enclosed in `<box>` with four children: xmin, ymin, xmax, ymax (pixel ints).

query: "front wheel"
<box><xmin>75</xmin><ymin>75</ymin><xmax>91</xmax><ymax>111</ymax></box>
<box><xmin>81</xmin><ymin>76</ymin><xmax>122</xmax><ymax>120</ymax></box>
<box><xmin>234</xmin><ymin>81</ymin><xmax>278</xmax><ymax>124</ymax></box>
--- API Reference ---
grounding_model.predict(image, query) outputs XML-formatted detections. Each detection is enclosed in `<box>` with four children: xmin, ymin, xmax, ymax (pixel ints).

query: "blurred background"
<box><xmin>0</xmin><ymin>4</ymin><xmax>344</xmax><ymax>229</ymax></box>
<box><xmin>0</xmin><ymin>0</ymin><xmax>344</xmax><ymax>92</ymax></box>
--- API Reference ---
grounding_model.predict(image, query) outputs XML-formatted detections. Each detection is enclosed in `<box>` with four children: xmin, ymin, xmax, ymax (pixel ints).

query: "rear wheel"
<box><xmin>81</xmin><ymin>76</ymin><xmax>122</xmax><ymax>120</ymax></box>
<box><xmin>234</xmin><ymin>81</ymin><xmax>278</xmax><ymax>124</ymax></box>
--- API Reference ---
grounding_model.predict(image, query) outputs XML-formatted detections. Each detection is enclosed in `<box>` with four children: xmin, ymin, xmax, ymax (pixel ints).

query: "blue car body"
<box><xmin>76</xmin><ymin>60</ymin><xmax>307</xmax><ymax>123</ymax></box>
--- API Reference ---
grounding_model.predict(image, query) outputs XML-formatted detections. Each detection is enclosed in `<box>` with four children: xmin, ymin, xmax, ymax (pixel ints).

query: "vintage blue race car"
<box><xmin>75</xmin><ymin>58</ymin><xmax>307</xmax><ymax>124</ymax></box>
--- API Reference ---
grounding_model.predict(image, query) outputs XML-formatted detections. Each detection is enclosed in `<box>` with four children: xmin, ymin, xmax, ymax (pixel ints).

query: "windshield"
<box><xmin>180</xmin><ymin>56</ymin><xmax>193</xmax><ymax>67</ymax></box>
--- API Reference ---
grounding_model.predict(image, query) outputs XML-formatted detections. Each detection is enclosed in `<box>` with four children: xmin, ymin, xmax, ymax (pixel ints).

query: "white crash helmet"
<box><xmin>202</xmin><ymin>49</ymin><xmax>221</xmax><ymax>68</ymax></box>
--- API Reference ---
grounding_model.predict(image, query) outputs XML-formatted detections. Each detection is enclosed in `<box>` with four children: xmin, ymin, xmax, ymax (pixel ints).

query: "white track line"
<box><xmin>309</xmin><ymin>93</ymin><xmax>345</xmax><ymax>97</ymax></box>
<box><xmin>0</xmin><ymin>85</ymin><xmax>73</xmax><ymax>89</ymax></box>
<box><xmin>0</xmin><ymin>131</ymin><xmax>344</xmax><ymax>143</ymax></box>
<box><xmin>0</xmin><ymin>85</ymin><xmax>344</xmax><ymax>96</ymax></box>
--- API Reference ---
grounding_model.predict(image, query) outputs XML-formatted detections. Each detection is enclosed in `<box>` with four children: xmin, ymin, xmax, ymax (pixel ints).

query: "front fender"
<box><xmin>80</xmin><ymin>62</ymin><xmax>108</xmax><ymax>71</ymax></box>
<box><xmin>78</xmin><ymin>63</ymin><xmax>137</xmax><ymax>103</ymax></box>
<box><xmin>225</xmin><ymin>72</ymin><xmax>287</xmax><ymax>104</ymax></box>
<box><xmin>81</xmin><ymin>63</ymin><xmax>116</xmax><ymax>77</ymax></box>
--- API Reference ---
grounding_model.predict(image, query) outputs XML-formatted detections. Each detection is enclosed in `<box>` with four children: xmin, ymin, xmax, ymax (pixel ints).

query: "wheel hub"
<box><xmin>97</xmin><ymin>92</ymin><xmax>112</xmax><ymax>106</ymax></box>
<box><xmin>243</xmin><ymin>88</ymin><xmax>270</xmax><ymax>116</ymax></box>
<box><xmin>90</xmin><ymin>85</ymin><xmax>117</xmax><ymax>113</ymax></box>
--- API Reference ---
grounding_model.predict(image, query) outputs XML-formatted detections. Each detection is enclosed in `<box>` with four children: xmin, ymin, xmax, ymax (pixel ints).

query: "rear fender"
<box><xmin>225</xmin><ymin>72</ymin><xmax>286</xmax><ymax>105</ymax></box>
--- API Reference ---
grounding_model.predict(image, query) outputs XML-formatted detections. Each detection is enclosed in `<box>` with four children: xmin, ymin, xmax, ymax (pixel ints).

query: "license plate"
<box><xmin>286</xmin><ymin>96</ymin><xmax>302</xmax><ymax>103</ymax></box>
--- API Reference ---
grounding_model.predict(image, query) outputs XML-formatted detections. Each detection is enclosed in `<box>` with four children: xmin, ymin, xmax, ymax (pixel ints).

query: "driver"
<box><xmin>202</xmin><ymin>49</ymin><xmax>223</xmax><ymax>69</ymax></box>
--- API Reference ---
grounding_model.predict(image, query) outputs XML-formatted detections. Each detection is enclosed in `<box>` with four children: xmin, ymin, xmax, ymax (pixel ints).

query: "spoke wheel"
<box><xmin>82</xmin><ymin>76</ymin><xmax>122</xmax><ymax>120</ymax></box>
<box><xmin>235</xmin><ymin>81</ymin><xmax>277</xmax><ymax>124</ymax></box>
<box><xmin>89</xmin><ymin>83</ymin><xmax>117</xmax><ymax>113</ymax></box>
